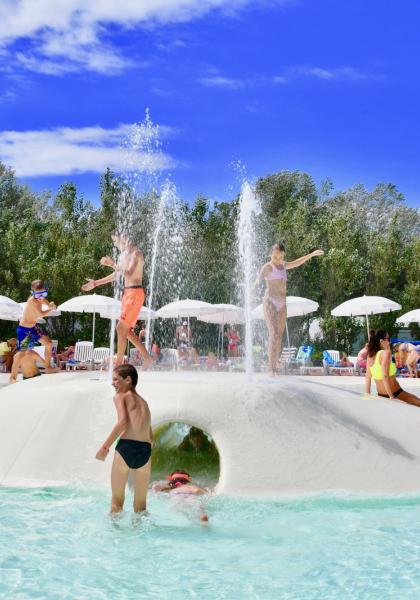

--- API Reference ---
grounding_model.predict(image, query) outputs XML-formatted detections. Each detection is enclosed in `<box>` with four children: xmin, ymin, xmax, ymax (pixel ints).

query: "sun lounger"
<box><xmin>159</xmin><ymin>348</ymin><xmax>179</xmax><ymax>371</ymax></box>
<box><xmin>323</xmin><ymin>350</ymin><xmax>355</xmax><ymax>375</ymax></box>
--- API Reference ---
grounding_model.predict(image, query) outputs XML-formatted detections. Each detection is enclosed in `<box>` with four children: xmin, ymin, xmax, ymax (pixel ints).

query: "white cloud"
<box><xmin>0</xmin><ymin>124</ymin><xmax>176</xmax><ymax>177</ymax></box>
<box><xmin>198</xmin><ymin>76</ymin><xmax>245</xmax><ymax>89</ymax></box>
<box><xmin>0</xmin><ymin>0</ymin><xmax>291</xmax><ymax>75</ymax></box>
<box><xmin>273</xmin><ymin>65</ymin><xmax>374</xmax><ymax>84</ymax></box>
<box><xmin>299</xmin><ymin>66</ymin><xmax>371</xmax><ymax>81</ymax></box>
<box><xmin>0</xmin><ymin>89</ymin><xmax>17</xmax><ymax>102</ymax></box>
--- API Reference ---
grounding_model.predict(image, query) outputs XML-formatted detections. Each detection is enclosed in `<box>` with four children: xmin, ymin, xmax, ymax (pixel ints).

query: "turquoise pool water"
<box><xmin>2</xmin><ymin>487</ymin><xmax>420</xmax><ymax>599</ymax></box>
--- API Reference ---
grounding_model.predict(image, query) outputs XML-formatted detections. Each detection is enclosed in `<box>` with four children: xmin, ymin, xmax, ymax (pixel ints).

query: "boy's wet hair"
<box><xmin>114</xmin><ymin>363</ymin><xmax>138</xmax><ymax>387</ymax></box>
<box><xmin>31</xmin><ymin>279</ymin><xmax>45</xmax><ymax>291</ymax></box>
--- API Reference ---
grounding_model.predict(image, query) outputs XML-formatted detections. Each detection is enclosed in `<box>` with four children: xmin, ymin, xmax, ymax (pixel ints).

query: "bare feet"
<box><xmin>46</xmin><ymin>367</ymin><xmax>60</xmax><ymax>374</ymax></box>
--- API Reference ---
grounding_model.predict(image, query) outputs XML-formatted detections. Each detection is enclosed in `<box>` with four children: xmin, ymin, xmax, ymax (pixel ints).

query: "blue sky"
<box><xmin>0</xmin><ymin>0</ymin><xmax>419</xmax><ymax>207</ymax></box>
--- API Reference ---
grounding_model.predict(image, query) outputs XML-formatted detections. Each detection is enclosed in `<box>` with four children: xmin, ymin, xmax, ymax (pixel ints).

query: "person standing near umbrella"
<box><xmin>81</xmin><ymin>233</ymin><xmax>152</xmax><ymax>368</ymax></box>
<box><xmin>225</xmin><ymin>325</ymin><xmax>240</xmax><ymax>358</ymax></box>
<box><xmin>257</xmin><ymin>243</ymin><xmax>324</xmax><ymax>376</ymax></box>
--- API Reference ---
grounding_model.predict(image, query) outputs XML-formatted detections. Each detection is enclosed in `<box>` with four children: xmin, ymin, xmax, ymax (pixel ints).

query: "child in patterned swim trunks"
<box><xmin>17</xmin><ymin>280</ymin><xmax>59</xmax><ymax>373</ymax></box>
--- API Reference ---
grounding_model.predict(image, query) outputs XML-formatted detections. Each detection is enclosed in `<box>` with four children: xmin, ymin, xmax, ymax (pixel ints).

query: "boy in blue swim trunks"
<box><xmin>17</xmin><ymin>279</ymin><xmax>58</xmax><ymax>373</ymax></box>
<box><xmin>96</xmin><ymin>364</ymin><xmax>153</xmax><ymax>514</ymax></box>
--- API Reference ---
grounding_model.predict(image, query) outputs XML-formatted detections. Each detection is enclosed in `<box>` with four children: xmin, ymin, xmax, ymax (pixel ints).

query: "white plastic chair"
<box><xmin>324</xmin><ymin>349</ymin><xmax>355</xmax><ymax>375</ymax></box>
<box><xmin>327</xmin><ymin>350</ymin><xmax>340</xmax><ymax>363</ymax></box>
<box><xmin>279</xmin><ymin>347</ymin><xmax>297</xmax><ymax>373</ymax></box>
<box><xmin>66</xmin><ymin>341</ymin><xmax>94</xmax><ymax>370</ymax></box>
<box><xmin>129</xmin><ymin>347</ymin><xmax>142</xmax><ymax>366</ymax></box>
<box><xmin>32</xmin><ymin>346</ymin><xmax>46</xmax><ymax>364</ymax></box>
<box><xmin>160</xmin><ymin>348</ymin><xmax>179</xmax><ymax>371</ymax></box>
<box><xmin>93</xmin><ymin>347</ymin><xmax>110</xmax><ymax>370</ymax></box>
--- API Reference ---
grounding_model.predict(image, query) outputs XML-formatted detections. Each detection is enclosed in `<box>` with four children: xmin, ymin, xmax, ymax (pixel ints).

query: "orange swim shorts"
<box><xmin>119</xmin><ymin>287</ymin><xmax>145</xmax><ymax>329</ymax></box>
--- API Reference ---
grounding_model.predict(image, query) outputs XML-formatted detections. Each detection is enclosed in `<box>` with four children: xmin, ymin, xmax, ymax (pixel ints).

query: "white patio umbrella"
<box><xmin>156</xmin><ymin>299</ymin><xmax>213</xmax><ymax>347</ymax></box>
<box><xmin>155</xmin><ymin>299</ymin><xmax>212</xmax><ymax>319</ymax></box>
<box><xmin>198</xmin><ymin>304</ymin><xmax>245</xmax><ymax>358</ymax></box>
<box><xmin>252</xmin><ymin>296</ymin><xmax>319</xmax><ymax>347</ymax></box>
<box><xmin>0</xmin><ymin>311</ymin><xmax>21</xmax><ymax>322</ymax></box>
<box><xmin>0</xmin><ymin>295</ymin><xmax>20</xmax><ymax>316</ymax></box>
<box><xmin>199</xmin><ymin>304</ymin><xmax>245</xmax><ymax>325</ymax></box>
<box><xmin>396</xmin><ymin>309</ymin><xmax>420</xmax><ymax>326</ymax></box>
<box><xmin>58</xmin><ymin>294</ymin><xmax>120</xmax><ymax>349</ymax></box>
<box><xmin>331</xmin><ymin>295</ymin><xmax>401</xmax><ymax>335</ymax></box>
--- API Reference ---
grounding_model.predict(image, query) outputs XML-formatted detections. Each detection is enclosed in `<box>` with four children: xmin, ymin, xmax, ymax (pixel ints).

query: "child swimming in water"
<box><xmin>152</xmin><ymin>470</ymin><xmax>209</xmax><ymax>522</ymax></box>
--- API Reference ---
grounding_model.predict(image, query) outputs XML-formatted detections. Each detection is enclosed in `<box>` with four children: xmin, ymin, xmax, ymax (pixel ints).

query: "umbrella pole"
<box><xmin>222</xmin><ymin>316</ymin><xmax>225</xmax><ymax>360</ymax></box>
<box><xmin>217</xmin><ymin>324</ymin><xmax>220</xmax><ymax>360</ymax></box>
<box><xmin>285</xmin><ymin>320</ymin><xmax>290</xmax><ymax>348</ymax></box>
<box><xmin>366</xmin><ymin>314</ymin><xmax>370</xmax><ymax>338</ymax></box>
<box><xmin>92</xmin><ymin>311</ymin><xmax>96</xmax><ymax>369</ymax></box>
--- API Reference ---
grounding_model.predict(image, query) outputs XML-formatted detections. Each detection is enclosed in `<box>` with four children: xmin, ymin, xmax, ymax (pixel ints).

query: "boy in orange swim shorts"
<box><xmin>82</xmin><ymin>233</ymin><xmax>152</xmax><ymax>367</ymax></box>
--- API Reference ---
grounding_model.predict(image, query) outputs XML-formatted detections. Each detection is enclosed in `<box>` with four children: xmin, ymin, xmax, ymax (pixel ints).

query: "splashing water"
<box><xmin>108</xmin><ymin>111</ymin><xmax>164</xmax><ymax>367</ymax></box>
<box><xmin>237</xmin><ymin>182</ymin><xmax>261</xmax><ymax>382</ymax></box>
<box><xmin>144</xmin><ymin>181</ymin><xmax>183</xmax><ymax>349</ymax></box>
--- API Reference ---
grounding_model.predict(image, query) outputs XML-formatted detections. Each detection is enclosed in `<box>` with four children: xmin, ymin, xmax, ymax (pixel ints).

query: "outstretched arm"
<box><xmin>152</xmin><ymin>482</ymin><xmax>171</xmax><ymax>492</ymax></box>
<box><xmin>81</xmin><ymin>272</ymin><xmax>116</xmax><ymax>292</ymax></box>
<box><xmin>286</xmin><ymin>249</ymin><xmax>324</xmax><ymax>270</ymax></box>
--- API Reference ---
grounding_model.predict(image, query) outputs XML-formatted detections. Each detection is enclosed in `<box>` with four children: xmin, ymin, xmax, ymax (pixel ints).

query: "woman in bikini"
<box><xmin>365</xmin><ymin>329</ymin><xmax>420</xmax><ymax>406</ymax></box>
<box><xmin>258</xmin><ymin>243</ymin><xmax>324</xmax><ymax>376</ymax></box>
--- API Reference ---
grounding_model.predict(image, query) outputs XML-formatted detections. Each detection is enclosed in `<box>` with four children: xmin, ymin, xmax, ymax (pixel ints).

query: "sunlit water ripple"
<box><xmin>2</xmin><ymin>487</ymin><xmax>420</xmax><ymax>599</ymax></box>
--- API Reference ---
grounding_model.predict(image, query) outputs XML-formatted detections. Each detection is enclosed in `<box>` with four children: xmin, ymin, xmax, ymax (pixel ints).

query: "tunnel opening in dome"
<box><xmin>151</xmin><ymin>421</ymin><xmax>220</xmax><ymax>488</ymax></box>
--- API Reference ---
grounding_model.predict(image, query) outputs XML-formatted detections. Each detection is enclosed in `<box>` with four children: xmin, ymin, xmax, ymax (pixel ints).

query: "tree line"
<box><xmin>1</xmin><ymin>162</ymin><xmax>419</xmax><ymax>352</ymax></box>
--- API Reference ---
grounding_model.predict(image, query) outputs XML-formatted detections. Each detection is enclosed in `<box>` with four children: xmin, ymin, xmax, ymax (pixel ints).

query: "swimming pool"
<box><xmin>2</xmin><ymin>486</ymin><xmax>420</xmax><ymax>599</ymax></box>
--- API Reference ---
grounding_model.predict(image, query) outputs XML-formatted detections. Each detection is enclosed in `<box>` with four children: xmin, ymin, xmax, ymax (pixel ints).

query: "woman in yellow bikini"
<box><xmin>365</xmin><ymin>329</ymin><xmax>420</xmax><ymax>407</ymax></box>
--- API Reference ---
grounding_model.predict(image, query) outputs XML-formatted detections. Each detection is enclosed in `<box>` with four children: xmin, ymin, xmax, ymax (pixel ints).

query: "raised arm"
<box><xmin>95</xmin><ymin>393</ymin><xmax>128</xmax><ymax>460</ymax></box>
<box><xmin>285</xmin><ymin>249</ymin><xmax>324</xmax><ymax>270</ymax></box>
